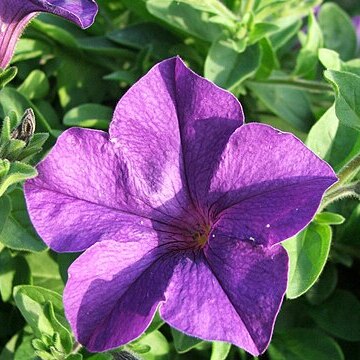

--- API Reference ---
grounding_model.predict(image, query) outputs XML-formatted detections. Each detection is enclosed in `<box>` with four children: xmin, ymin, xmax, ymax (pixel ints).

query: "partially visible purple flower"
<box><xmin>25</xmin><ymin>57</ymin><xmax>337</xmax><ymax>356</ymax></box>
<box><xmin>353</xmin><ymin>15</ymin><xmax>360</xmax><ymax>50</ymax></box>
<box><xmin>0</xmin><ymin>0</ymin><xmax>98</xmax><ymax>69</ymax></box>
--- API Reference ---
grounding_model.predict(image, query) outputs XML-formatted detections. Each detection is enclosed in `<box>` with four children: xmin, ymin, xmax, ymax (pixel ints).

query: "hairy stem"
<box><xmin>334</xmin><ymin>152</ymin><xmax>360</xmax><ymax>190</ymax></box>
<box><xmin>249</xmin><ymin>78</ymin><xmax>333</xmax><ymax>93</ymax></box>
<box><xmin>320</xmin><ymin>181</ymin><xmax>360</xmax><ymax>211</ymax></box>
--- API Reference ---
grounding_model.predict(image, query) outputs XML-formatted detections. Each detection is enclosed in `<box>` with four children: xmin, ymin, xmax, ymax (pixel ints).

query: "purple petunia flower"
<box><xmin>0</xmin><ymin>0</ymin><xmax>98</xmax><ymax>69</ymax></box>
<box><xmin>25</xmin><ymin>57</ymin><xmax>337</xmax><ymax>356</ymax></box>
<box><xmin>353</xmin><ymin>16</ymin><xmax>360</xmax><ymax>50</ymax></box>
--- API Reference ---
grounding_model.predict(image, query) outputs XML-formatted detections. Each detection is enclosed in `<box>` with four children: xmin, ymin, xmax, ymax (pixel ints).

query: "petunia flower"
<box><xmin>0</xmin><ymin>0</ymin><xmax>98</xmax><ymax>69</ymax></box>
<box><xmin>25</xmin><ymin>57</ymin><xmax>337</xmax><ymax>356</ymax></box>
<box><xmin>353</xmin><ymin>15</ymin><xmax>360</xmax><ymax>50</ymax></box>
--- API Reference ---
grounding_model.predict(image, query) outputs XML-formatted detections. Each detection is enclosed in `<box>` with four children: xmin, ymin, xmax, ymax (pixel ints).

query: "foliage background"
<box><xmin>1</xmin><ymin>0</ymin><xmax>360</xmax><ymax>359</ymax></box>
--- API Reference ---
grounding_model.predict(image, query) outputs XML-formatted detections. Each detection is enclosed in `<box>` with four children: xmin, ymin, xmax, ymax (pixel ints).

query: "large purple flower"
<box><xmin>0</xmin><ymin>0</ymin><xmax>98</xmax><ymax>69</ymax></box>
<box><xmin>25</xmin><ymin>57</ymin><xmax>337</xmax><ymax>355</ymax></box>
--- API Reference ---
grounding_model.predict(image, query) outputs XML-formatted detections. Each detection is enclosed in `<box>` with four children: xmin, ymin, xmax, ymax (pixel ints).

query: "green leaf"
<box><xmin>26</xmin><ymin>251</ymin><xmax>64</xmax><ymax>294</ymax></box>
<box><xmin>0</xmin><ymin>189</ymin><xmax>47</xmax><ymax>252</ymax></box>
<box><xmin>248</xmin><ymin>22</ymin><xmax>279</xmax><ymax>45</ymax></box>
<box><xmin>12</xmin><ymin>38</ymin><xmax>52</xmax><ymax>63</ymax></box>
<box><xmin>318</xmin><ymin>2</ymin><xmax>357</xmax><ymax>61</ymax></box>
<box><xmin>255</xmin><ymin>37</ymin><xmax>279</xmax><ymax>79</ymax></box>
<box><xmin>146</xmin><ymin>0</ymin><xmax>223</xmax><ymax>41</ymax></box>
<box><xmin>65</xmin><ymin>355</ymin><xmax>83</xmax><ymax>360</ymax></box>
<box><xmin>314</xmin><ymin>212</ymin><xmax>345</xmax><ymax>225</ymax></box>
<box><xmin>17</xmin><ymin>70</ymin><xmax>50</xmax><ymax>101</ymax></box>
<box><xmin>294</xmin><ymin>13</ymin><xmax>323</xmax><ymax>79</ymax></box>
<box><xmin>41</xmin><ymin>302</ymin><xmax>73</xmax><ymax>354</ymax></box>
<box><xmin>108</xmin><ymin>22</ymin><xmax>180</xmax><ymax>59</ymax></box>
<box><xmin>324</xmin><ymin>70</ymin><xmax>360</xmax><ymax>131</ymax></box>
<box><xmin>205</xmin><ymin>41</ymin><xmax>261</xmax><ymax>90</ymax></box>
<box><xmin>0</xmin><ymin>159</ymin><xmax>10</xmax><ymax>181</ymax></box>
<box><xmin>269</xmin><ymin>328</ymin><xmax>344</xmax><ymax>360</ymax></box>
<box><xmin>283</xmin><ymin>222</ymin><xmax>332</xmax><ymax>299</ymax></box>
<box><xmin>0</xmin><ymin>114</ymin><xmax>14</xmax><ymax>146</ymax></box>
<box><xmin>307</xmin><ymin>97</ymin><xmax>360</xmax><ymax>171</ymax></box>
<box><xmin>31</xmin><ymin>19</ymin><xmax>79</xmax><ymax>49</ymax></box>
<box><xmin>306</xmin><ymin>104</ymin><xmax>338</xmax><ymax>160</ymax></box>
<box><xmin>306</xmin><ymin>263</ymin><xmax>338</xmax><ymax>305</ymax></box>
<box><xmin>308</xmin><ymin>290</ymin><xmax>360</xmax><ymax>341</ymax></box>
<box><xmin>168</xmin><ymin>0</ymin><xmax>236</xmax><ymax>19</ymax></box>
<box><xmin>211</xmin><ymin>342</ymin><xmax>231</xmax><ymax>360</ymax></box>
<box><xmin>318</xmin><ymin>48</ymin><xmax>342</xmax><ymax>71</ymax></box>
<box><xmin>0</xmin><ymin>87</ymin><xmax>52</xmax><ymax>134</ymax></box>
<box><xmin>0</xmin><ymin>195</ymin><xmax>11</xmax><ymax>234</ymax></box>
<box><xmin>0</xmin><ymin>333</ymin><xmax>19</xmax><ymax>360</ymax></box>
<box><xmin>0</xmin><ymin>67</ymin><xmax>18</xmax><ymax>89</ymax></box>
<box><xmin>56</xmin><ymin>53</ymin><xmax>109</xmax><ymax>111</ymax></box>
<box><xmin>145</xmin><ymin>311</ymin><xmax>165</xmax><ymax>334</ymax></box>
<box><xmin>132</xmin><ymin>330</ymin><xmax>170</xmax><ymax>360</ymax></box>
<box><xmin>171</xmin><ymin>328</ymin><xmax>203</xmax><ymax>353</ymax></box>
<box><xmin>77</xmin><ymin>36</ymin><xmax>134</xmax><ymax>58</ymax></box>
<box><xmin>13</xmin><ymin>285</ymin><xmax>70</xmax><ymax>338</ymax></box>
<box><xmin>4</xmin><ymin>140</ymin><xmax>27</xmax><ymax>162</ymax></box>
<box><xmin>63</xmin><ymin>104</ymin><xmax>113</xmax><ymax>130</ymax></box>
<box><xmin>14</xmin><ymin>333</ymin><xmax>36</xmax><ymax>360</ymax></box>
<box><xmin>269</xmin><ymin>18</ymin><xmax>301</xmax><ymax>50</ymax></box>
<box><xmin>0</xmin><ymin>161</ymin><xmax>37</xmax><ymax>197</ymax></box>
<box><xmin>247</xmin><ymin>81</ymin><xmax>314</xmax><ymax>132</ymax></box>
<box><xmin>104</xmin><ymin>70</ymin><xmax>139</xmax><ymax>85</ymax></box>
<box><xmin>87</xmin><ymin>354</ymin><xmax>112</xmax><ymax>360</ymax></box>
<box><xmin>0</xmin><ymin>249</ymin><xmax>31</xmax><ymax>302</ymax></box>
<box><xmin>17</xmin><ymin>133</ymin><xmax>49</xmax><ymax>162</ymax></box>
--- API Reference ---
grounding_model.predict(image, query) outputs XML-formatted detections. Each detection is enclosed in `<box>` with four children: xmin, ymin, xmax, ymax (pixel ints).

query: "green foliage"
<box><xmin>0</xmin><ymin>67</ymin><xmax>18</xmax><ymax>90</ymax></box>
<box><xmin>283</xmin><ymin>222</ymin><xmax>333</xmax><ymax>299</ymax></box>
<box><xmin>14</xmin><ymin>285</ymin><xmax>73</xmax><ymax>358</ymax></box>
<box><xmin>318</xmin><ymin>2</ymin><xmax>357</xmax><ymax>61</ymax></box>
<box><xmin>210</xmin><ymin>342</ymin><xmax>231</xmax><ymax>360</ymax></box>
<box><xmin>171</xmin><ymin>328</ymin><xmax>203</xmax><ymax>353</ymax></box>
<box><xmin>269</xmin><ymin>329</ymin><xmax>344</xmax><ymax>360</ymax></box>
<box><xmin>324</xmin><ymin>70</ymin><xmax>360</xmax><ymax>131</ymax></box>
<box><xmin>63</xmin><ymin>104</ymin><xmax>113</xmax><ymax>130</ymax></box>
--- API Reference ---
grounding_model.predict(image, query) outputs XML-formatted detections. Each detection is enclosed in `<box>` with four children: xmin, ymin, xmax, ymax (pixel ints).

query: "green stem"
<box><xmin>249</xmin><ymin>78</ymin><xmax>333</xmax><ymax>93</ymax></box>
<box><xmin>320</xmin><ymin>181</ymin><xmax>360</xmax><ymax>211</ymax></box>
<box><xmin>331</xmin><ymin>152</ymin><xmax>360</xmax><ymax>192</ymax></box>
<box><xmin>243</xmin><ymin>0</ymin><xmax>256</xmax><ymax>13</ymax></box>
<box><xmin>71</xmin><ymin>342</ymin><xmax>82</xmax><ymax>355</ymax></box>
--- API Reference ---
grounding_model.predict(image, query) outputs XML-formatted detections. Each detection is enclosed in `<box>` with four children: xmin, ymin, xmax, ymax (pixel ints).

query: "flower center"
<box><xmin>192</xmin><ymin>224</ymin><xmax>211</xmax><ymax>249</ymax></box>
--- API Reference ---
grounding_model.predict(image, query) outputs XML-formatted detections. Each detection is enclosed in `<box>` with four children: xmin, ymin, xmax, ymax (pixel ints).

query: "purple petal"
<box><xmin>0</xmin><ymin>0</ymin><xmax>98</xmax><ymax>68</ymax></box>
<box><xmin>25</xmin><ymin>128</ymin><xmax>154</xmax><ymax>252</ymax></box>
<box><xmin>109</xmin><ymin>57</ymin><xmax>243</xmax><ymax>213</ymax></box>
<box><xmin>353</xmin><ymin>16</ymin><xmax>360</xmax><ymax>49</ymax></box>
<box><xmin>64</xmin><ymin>239</ymin><xmax>178</xmax><ymax>352</ymax></box>
<box><xmin>160</xmin><ymin>241</ymin><xmax>288</xmax><ymax>356</ymax></box>
<box><xmin>208</xmin><ymin>123</ymin><xmax>337</xmax><ymax>246</ymax></box>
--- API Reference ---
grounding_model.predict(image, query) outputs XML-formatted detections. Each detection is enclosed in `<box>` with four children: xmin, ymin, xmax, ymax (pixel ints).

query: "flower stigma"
<box><xmin>192</xmin><ymin>224</ymin><xmax>211</xmax><ymax>249</ymax></box>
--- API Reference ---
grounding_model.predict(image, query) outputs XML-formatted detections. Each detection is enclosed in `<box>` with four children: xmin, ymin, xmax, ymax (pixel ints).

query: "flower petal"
<box><xmin>35</xmin><ymin>0</ymin><xmax>98</xmax><ymax>28</ymax></box>
<box><xmin>209</xmin><ymin>123</ymin><xmax>337</xmax><ymax>246</ymax></box>
<box><xmin>160</xmin><ymin>241</ymin><xmax>288</xmax><ymax>356</ymax></box>
<box><xmin>353</xmin><ymin>16</ymin><xmax>360</xmax><ymax>49</ymax></box>
<box><xmin>64</xmin><ymin>239</ymin><xmax>178</xmax><ymax>352</ymax></box>
<box><xmin>25</xmin><ymin>128</ymin><xmax>157</xmax><ymax>252</ymax></box>
<box><xmin>109</xmin><ymin>57</ymin><xmax>243</xmax><ymax>211</ymax></box>
<box><xmin>0</xmin><ymin>0</ymin><xmax>98</xmax><ymax>68</ymax></box>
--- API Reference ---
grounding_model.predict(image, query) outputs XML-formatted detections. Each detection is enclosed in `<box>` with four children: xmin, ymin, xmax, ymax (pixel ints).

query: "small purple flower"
<box><xmin>0</xmin><ymin>0</ymin><xmax>98</xmax><ymax>69</ymax></box>
<box><xmin>25</xmin><ymin>57</ymin><xmax>337</xmax><ymax>355</ymax></box>
<box><xmin>353</xmin><ymin>16</ymin><xmax>360</xmax><ymax>50</ymax></box>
